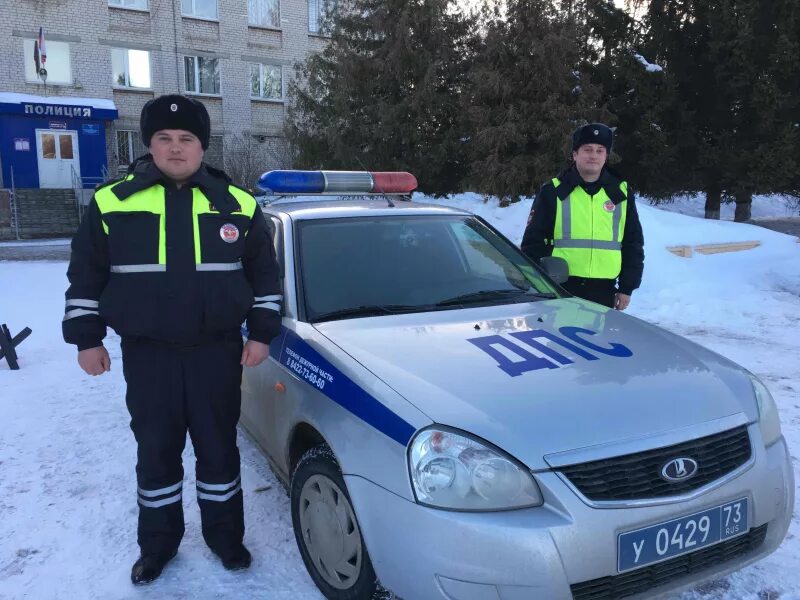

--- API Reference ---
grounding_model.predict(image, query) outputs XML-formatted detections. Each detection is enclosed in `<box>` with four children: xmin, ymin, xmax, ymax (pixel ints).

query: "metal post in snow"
<box><xmin>0</xmin><ymin>324</ymin><xmax>33</xmax><ymax>371</ymax></box>
<box><xmin>71</xmin><ymin>165</ymin><xmax>78</xmax><ymax>219</ymax></box>
<box><xmin>10</xmin><ymin>165</ymin><xmax>20</xmax><ymax>240</ymax></box>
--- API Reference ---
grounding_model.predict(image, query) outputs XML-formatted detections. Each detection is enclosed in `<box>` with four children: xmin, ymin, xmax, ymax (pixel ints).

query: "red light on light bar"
<box><xmin>371</xmin><ymin>172</ymin><xmax>417</xmax><ymax>194</ymax></box>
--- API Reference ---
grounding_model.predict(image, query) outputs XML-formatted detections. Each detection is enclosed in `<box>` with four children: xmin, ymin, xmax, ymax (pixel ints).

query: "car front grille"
<box><xmin>559</xmin><ymin>426</ymin><xmax>751</xmax><ymax>501</ymax></box>
<box><xmin>570</xmin><ymin>524</ymin><xmax>768</xmax><ymax>600</ymax></box>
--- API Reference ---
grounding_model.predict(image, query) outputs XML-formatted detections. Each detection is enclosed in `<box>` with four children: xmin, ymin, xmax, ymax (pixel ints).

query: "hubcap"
<box><xmin>298</xmin><ymin>474</ymin><xmax>363</xmax><ymax>589</ymax></box>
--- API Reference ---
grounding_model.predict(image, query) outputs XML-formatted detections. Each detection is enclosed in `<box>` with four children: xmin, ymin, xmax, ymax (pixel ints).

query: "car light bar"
<box><xmin>257</xmin><ymin>170</ymin><xmax>418</xmax><ymax>194</ymax></box>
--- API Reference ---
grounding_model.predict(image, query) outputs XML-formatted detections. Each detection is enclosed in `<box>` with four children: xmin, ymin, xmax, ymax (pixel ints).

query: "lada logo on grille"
<box><xmin>660</xmin><ymin>457</ymin><xmax>699</xmax><ymax>482</ymax></box>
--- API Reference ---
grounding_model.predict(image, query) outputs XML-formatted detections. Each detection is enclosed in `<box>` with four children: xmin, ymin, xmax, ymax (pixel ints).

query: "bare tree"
<box><xmin>788</xmin><ymin>193</ymin><xmax>800</xmax><ymax>215</ymax></box>
<box><xmin>223</xmin><ymin>133</ymin><xmax>297</xmax><ymax>191</ymax></box>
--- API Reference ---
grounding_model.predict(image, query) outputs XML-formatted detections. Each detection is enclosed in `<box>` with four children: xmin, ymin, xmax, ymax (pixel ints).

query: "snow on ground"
<box><xmin>643</xmin><ymin>193</ymin><xmax>799</xmax><ymax>220</ymax></box>
<box><xmin>0</xmin><ymin>260</ymin><xmax>318</xmax><ymax>600</ymax></box>
<box><xmin>1</xmin><ymin>194</ymin><xmax>798</xmax><ymax>600</ymax></box>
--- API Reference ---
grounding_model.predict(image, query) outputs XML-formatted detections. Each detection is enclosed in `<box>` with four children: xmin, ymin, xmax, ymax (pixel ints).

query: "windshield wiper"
<box><xmin>311</xmin><ymin>304</ymin><xmax>424</xmax><ymax>323</ymax></box>
<box><xmin>436</xmin><ymin>289</ymin><xmax>556</xmax><ymax>307</ymax></box>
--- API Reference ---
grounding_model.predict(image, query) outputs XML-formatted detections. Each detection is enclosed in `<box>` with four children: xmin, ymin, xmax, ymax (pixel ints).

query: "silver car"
<box><xmin>241</xmin><ymin>172</ymin><xmax>793</xmax><ymax>600</ymax></box>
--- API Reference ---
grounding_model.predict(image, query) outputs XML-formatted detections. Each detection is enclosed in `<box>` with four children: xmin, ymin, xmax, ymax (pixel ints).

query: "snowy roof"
<box><xmin>0</xmin><ymin>92</ymin><xmax>117</xmax><ymax>110</ymax></box>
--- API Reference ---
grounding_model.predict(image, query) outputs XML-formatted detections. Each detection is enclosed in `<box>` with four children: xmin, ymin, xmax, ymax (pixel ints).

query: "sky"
<box><xmin>1</xmin><ymin>193</ymin><xmax>798</xmax><ymax>600</ymax></box>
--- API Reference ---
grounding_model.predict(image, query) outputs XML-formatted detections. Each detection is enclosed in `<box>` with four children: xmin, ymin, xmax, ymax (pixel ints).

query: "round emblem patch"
<box><xmin>220</xmin><ymin>223</ymin><xmax>239</xmax><ymax>243</ymax></box>
<box><xmin>603</xmin><ymin>200</ymin><xmax>616</xmax><ymax>212</ymax></box>
<box><xmin>170</xmin><ymin>103</ymin><xmax>178</xmax><ymax>112</ymax></box>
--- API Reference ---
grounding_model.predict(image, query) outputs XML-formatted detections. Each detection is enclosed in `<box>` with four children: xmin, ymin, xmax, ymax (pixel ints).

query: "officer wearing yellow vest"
<box><xmin>63</xmin><ymin>95</ymin><xmax>282</xmax><ymax>584</ymax></box>
<box><xmin>521</xmin><ymin>123</ymin><xmax>644</xmax><ymax>309</ymax></box>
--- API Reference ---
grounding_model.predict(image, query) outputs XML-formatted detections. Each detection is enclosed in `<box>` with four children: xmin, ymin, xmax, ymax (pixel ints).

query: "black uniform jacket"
<box><xmin>63</xmin><ymin>157</ymin><xmax>282</xmax><ymax>349</ymax></box>
<box><xmin>520</xmin><ymin>164</ymin><xmax>645</xmax><ymax>295</ymax></box>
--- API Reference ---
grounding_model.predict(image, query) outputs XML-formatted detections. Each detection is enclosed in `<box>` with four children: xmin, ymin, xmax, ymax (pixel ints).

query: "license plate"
<box><xmin>618</xmin><ymin>498</ymin><xmax>749</xmax><ymax>572</ymax></box>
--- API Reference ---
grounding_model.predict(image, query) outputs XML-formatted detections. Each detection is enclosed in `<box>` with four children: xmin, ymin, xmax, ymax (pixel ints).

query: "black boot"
<box><xmin>214</xmin><ymin>544</ymin><xmax>252</xmax><ymax>571</ymax></box>
<box><xmin>130</xmin><ymin>550</ymin><xmax>178</xmax><ymax>585</ymax></box>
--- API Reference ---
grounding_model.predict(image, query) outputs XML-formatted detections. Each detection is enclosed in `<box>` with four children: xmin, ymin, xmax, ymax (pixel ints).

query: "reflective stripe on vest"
<box><xmin>191</xmin><ymin>186</ymin><xmax>256</xmax><ymax>264</ymax></box>
<box><xmin>94</xmin><ymin>177</ymin><xmax>257</xmax><ymax>272</ymax></box>
<box><xmin>552</xmin><ymin>177</ymin><xmax>628</xmax><ymax>279</ymax></box>
<box><xmin>195</xmin><ymin>262</ymin><xmax>243</xmax><ymax>271</ymax></box>
<box><xmin>110</xmin><ymin>264</ymin><xmax>167</xmax><ymax>273</ymax></box>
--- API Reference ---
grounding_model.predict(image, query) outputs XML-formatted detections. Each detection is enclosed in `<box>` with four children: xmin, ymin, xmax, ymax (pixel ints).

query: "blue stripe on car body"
<box><xmin>253</xmin><ymin>325</ymin><xmax>416</xmax><ymax>446</ymax></box>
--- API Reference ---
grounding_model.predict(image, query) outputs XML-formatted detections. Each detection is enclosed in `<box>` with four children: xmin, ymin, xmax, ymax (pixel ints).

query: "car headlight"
<box><xmin>408</xmin><ymin>428</ymin><xmax>543</xmax><ymax>511</ymax></box>
<box><xmin>751</xmin><ymin>375</ymin><xmax>782</xmax><ymax>446</ymax></box>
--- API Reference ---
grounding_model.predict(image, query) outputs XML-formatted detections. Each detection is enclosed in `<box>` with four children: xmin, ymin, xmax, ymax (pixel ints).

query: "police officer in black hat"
<box><xmin>63</xmin><ymin>94</ymin><xmax>282</xmax><ymax>584</ymax></box>
<box><xmin>521</xmin><ymin>122</ymin><xmax>644</xmax><ymax>309</ymax></box>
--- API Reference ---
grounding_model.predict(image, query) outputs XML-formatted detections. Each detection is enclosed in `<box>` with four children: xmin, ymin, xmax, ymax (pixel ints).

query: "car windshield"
<box><xmin>297</xmin><ymin>215</ymin><xmax>561</xmax><ymax>323</ymax></box>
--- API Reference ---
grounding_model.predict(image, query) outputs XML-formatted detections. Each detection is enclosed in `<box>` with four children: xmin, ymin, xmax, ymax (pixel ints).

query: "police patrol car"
<box><xmin>240</xmin><ymin>170</ymin><xmax>793</xmax><ymax>600</ymax></box>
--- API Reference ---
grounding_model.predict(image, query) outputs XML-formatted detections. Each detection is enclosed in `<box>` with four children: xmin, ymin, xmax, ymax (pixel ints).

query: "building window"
<box><xmin>41</xmin><ymin>134</ymin><xmax>56</xmax><ymax>159</ymax></box>
<box><xmin>60</xmin><ymin>135</ymin><xmax>75</xmax><ymax>159</ymax></box>
<box><xmin>308</xmin><ymin>0</ymin><xmax>336</xmax><ymax>34</ymax></box>
<box><xmin>250</xmin><ymin>63</ymin><xmax>282</xmax><ymax>100</ymax></box>
<box><xmin>182</xmin><ymin>0</ymin><xmax>217</xmax><ymax>19</ymax></box>
<box><xmin>108</xmin><ymin>0</ymin><xmax>148</xmax><ymax>10</ymax></box>
<box><xmin>184</xmin><ymin>56</ymin><xmax>220</xmax><ymax>95</ymax></box>
<box><xmin>116</xmin><ymin>130</ymin><xmax>143</xmax><ymax>169</ymax></box>
<box><xmin>249</xmin><ymin>0</ymin><xmax>280</xmax><ymax>28</ymax></box>
<box><xmin>23</xmin><ymin>39</ymin><xmax>72</xmax><ymax>84</ymax></box>
<box><xmin>112</xmin><ymin>48</ymin><xmax>152</xmax><ymax>89</ymax></box>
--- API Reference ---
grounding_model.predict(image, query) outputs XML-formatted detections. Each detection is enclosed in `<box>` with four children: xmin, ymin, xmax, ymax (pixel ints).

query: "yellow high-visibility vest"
<box><xmin>552</xmin><ymin>177</ymin><xmax>628</xmax><ymax>279</ymax></box>
<box><xmin>94</xmin><ymin>176</ymin><xmax>257</xmax><ymax>272</ymax></box>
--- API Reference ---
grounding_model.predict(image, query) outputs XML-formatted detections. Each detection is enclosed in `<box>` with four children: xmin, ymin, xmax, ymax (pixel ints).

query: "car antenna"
<box><xmin>354</xmin><ymin>155</ymin><xmax>394</xmax><ymax>207</ymax></box>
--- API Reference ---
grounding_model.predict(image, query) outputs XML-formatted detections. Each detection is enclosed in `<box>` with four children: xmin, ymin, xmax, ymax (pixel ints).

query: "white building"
<box><xmin>0</xmin><ymin>0</ymin><xmax>332</xmax><ymax>191</ymax></box>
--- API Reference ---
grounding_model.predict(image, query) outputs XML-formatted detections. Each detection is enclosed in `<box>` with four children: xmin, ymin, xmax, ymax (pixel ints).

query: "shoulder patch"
<box><xmin>227</xmin><ymin>185</ymin><xmax>259</xmax><ymax>216</ymax></box>
<box><xmin>94</xmin><ymin>175</ymin><xmax>126</xmax><ymax>191</ymax></box>
<box><xmin>229</xmin><ymin>182</ymin><xmax>255</xmax><ymax>196</ymax></box>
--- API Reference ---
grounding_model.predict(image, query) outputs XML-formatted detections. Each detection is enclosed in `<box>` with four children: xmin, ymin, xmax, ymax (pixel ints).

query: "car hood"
<box><xmin>314</xmin><ymin>299</ymin><xmax>757</xmax><ymax>469</ymax></box>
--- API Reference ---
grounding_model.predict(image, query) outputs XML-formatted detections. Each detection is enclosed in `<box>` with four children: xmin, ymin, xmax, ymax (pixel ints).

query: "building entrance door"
<box><xmin>36</xmin><ymin>129</ymin><xmax>80</xmax><ymax>188</ymax></box>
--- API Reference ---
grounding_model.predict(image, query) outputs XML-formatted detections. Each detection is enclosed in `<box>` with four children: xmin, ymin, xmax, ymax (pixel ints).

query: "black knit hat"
<box><xmin>572</xmin><ymin>123</ymin><xmax>613</xmax><ymax>152</ymax></box>
<box><xmin>140</xmin><ymin>94</ymin><xmax>211</xmax><ymax>150</ymax></box>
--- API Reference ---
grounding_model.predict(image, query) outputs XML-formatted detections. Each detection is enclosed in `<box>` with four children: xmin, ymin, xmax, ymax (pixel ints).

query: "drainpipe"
<box><xmin>171</xmin><ymin>0</ymin><xmax>181</xmax><ymax>92</ymax></box>
<box><xmin>10</xmin><ymin>166</ymin><xmax>20</xmax><ymax>240</ymax></box>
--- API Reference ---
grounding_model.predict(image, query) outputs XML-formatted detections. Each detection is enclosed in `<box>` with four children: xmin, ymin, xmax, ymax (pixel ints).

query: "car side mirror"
<box><xmin>540</xmin><ymin>256</ymin><xmax>569</xmax><ymax>284</ymax></box>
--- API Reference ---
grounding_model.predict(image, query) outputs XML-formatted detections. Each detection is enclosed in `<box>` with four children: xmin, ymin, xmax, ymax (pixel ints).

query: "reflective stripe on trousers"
<box><xmin>196</xmin><ymin>475</ymin><xmax>242</xmax><ymax>502</ymax></box>
<box><xmin>137</xmin><ymin>481</ymin><xmax>183</xmax><ymax>508</ymax></box>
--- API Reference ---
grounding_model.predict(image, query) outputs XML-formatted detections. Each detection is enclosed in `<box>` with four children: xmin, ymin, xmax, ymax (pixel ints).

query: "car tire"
<box><xmin>291</xmin><ymin>445</ymin><xmax>379</xmax><ymax>600</ymax></box>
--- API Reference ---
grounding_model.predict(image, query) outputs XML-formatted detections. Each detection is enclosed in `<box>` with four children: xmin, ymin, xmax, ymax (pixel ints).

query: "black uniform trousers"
<box><xmin>562</xmin><ymin>276</ymin><xmax>617</xmax><ymax>308</ymax></box>
<box><xmin>121</xmin><ymin>335</ymin><xmax>244</xmax><ymax>558</ymax></box>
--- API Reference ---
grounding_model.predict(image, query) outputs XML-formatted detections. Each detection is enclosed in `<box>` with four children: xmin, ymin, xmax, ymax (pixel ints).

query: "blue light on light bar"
<box><xmin>258</xmin><ymin>170</ymin><xmax>325</xmax><ymax>193</ymax></box>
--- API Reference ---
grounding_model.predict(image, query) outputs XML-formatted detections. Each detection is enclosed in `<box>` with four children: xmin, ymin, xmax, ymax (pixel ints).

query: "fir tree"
<box><xmin>578</xmin><ymin>0</ymin><xmax>686</xmax><ymax>199</ymax></box>
<box><xmin>286</xmin><ymin>0</ymin><xmax>477</xmax><ymax>195</ymax></box>
<box><xmin>466</xmin><ymin>0</ymin><xmax>604</xmax><ymax>202</ymax></box>
<box><xmin>723</xmin><ymin>0</ymin><xmax>800</xmax><ymax>220</ymax></box>
<box><xmin>640</xmin><ymin>0</ymin><xmax>799</xmax><ymax>219</ymax></box>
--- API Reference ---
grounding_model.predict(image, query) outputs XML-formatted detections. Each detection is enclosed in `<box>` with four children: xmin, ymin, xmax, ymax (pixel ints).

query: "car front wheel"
<box><xmin>291</xmin><ymin>445</ymin><xmax>379</xmax><ymax>600</ymax></box>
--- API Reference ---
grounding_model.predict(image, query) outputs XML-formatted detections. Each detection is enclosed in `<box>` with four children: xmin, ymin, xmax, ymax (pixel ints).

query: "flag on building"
<box><xmin>38</xmin><ymin>27</ymin><xmax>47</xmax><ymax>66</ymax></box>
<box><xmin>33</xmin><ymin>40</ymin><xmax>40</xmax><ymax>75</ymax></box>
